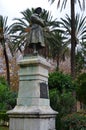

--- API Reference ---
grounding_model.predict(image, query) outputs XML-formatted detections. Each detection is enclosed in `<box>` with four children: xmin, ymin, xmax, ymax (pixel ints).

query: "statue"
<box><xmin>29</xmin><ymin>7</ymin><xmax>45</xmax><ymax>54</ymax></box>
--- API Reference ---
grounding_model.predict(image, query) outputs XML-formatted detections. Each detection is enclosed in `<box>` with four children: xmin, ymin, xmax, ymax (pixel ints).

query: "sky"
<box><xmin>0</xmin><ymin>0</ymin><xmax>86</xmax><ymax>25</ymax></box>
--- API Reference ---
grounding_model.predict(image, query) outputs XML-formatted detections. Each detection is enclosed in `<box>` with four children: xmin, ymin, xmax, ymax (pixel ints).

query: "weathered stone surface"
<box><xmin>7</xmin><ymin>55</ymin><xmax>57</xmax><ymax>130</ymax></box>
<box><xmin>9</xmin><ymin>116</ymin><xmax>56</xmax><ymax>130</ymax></box>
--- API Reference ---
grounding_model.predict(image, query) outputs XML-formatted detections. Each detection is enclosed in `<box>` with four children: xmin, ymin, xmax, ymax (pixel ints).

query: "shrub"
<box><xmin>0</xmin><ymin>76</ymin><xmax>17</xmax><ymax>110</ymax></box>
<box><xmin>0</xmin><ymin>77</ymin><xmax>17</xmax><ymax>125</ymax></box>
<box><xmin>0</xmin><ymin>111</ymin><xmax>9</xmax><ymax>122</ymax></box>
<box><xmin>49</xmin><ymin>89</ymin><xmax>76</xmax><ymax>116</ymax></box>
<box><xmin>48</xmin><ymin>71</ymin><xmax>75</xmax><ymax>93</ymax></box>
<box><xmin>49</xmin><ymin>72</ymin><xmax>77</xmax><ymax>130</ymax></box>
<box><xmin>76</xmin><ymin>73</ymin><xmax>86</xmax><ymax>105</ymax></box>
<box><xmin>49</xmin><ymin>89</ymin><xmax>76</xmax><ymax>130</ymax></box>
<box><xmin>49</xmin><ymin>89</ymin><xmax>60</xmax><ymax>111</ymax></box>
<box><xmin>61</xmin><ymin>112</ymin><xmax>86</xmax><ymax>130</ymax></box>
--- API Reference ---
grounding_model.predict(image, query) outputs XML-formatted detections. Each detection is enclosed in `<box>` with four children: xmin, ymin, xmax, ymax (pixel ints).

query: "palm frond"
<box><xmin>48</xmin><ymin>0</ymin><xmax>55</xmax><ymax>4</ymax></box>
<box><xmin>77</xmin><ymin>0</ymin><xmax>85</xmax><ymax>10</ymax></box>
<box><xmin>61</xmin><ymin>0</ymin><xmax>67</xmax><ymax>11</ymax></box>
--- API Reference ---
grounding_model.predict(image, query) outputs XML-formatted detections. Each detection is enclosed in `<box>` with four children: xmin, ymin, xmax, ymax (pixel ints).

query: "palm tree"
<box><xmin>9</xmin><ymin>9</ymin><xmax>32</xmax><ymax>54</ymax></box>
<box><xmin>60</xmin><ymin>14</ymin><xmax>86</xmax><ymax>47</ymax></box>
<box><xmin>0</xmin><ymin>15</ymin><xmax>12</xmax><ymax>86</ymax></box>
<box><xmin>59</xmin><ymin>14</ymin><xmax>86</xmax><ymax>74</ymax></box>
<box><xmin>10</xmin><ymin>8</ymin><xmax>70</xmax><ymax>70</ymax></box>
<box><xmin>48</xmin><ymin>0</ymin><xmax>85</xmax><ymax>78</ymax></box>
<box><xmin>48</xmin><ymin>31</ymin><xmax>69</xmax><ymax>70</ymax></box>
<box><xmin>10</xmin><ymin>8</ymin><xmax>59</xmax><ymax>57</ymax></box>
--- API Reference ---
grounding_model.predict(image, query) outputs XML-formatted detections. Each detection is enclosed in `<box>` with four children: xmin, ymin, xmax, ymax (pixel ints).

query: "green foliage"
<box><xmin>49</xmin><ymin>72</ymin><xmax>77</xmax><ymax>130</ymax></box>
<box><xmin>0</xmin><ymin>77</ymin><xmax>17</xmax><ymax>110</ymax></box>
<box><xmin>49</xmin><ymin>89</ymin><xmax>60</xmax><ymax>111</ymax></box>
<box><xmin>76</xmin><ymin>73</ymin><xmax>86</xmax><ymax>105</ymax></box>
<box><xmin>60</xmin><ymin>92</ymin><xmax>76</xmax><ymax>115</ymax></box>
<box><xmin>49</xmin><ymin>89</ymin><xmax>76</xmax><ymax>130</ymax></box>
<box><xmin>49</xmin><ymin>89</ymin><xmax>76</xmax><ymax>116</ymax></box>
<box><xmin>0</xmin><ymin>111</ymin><xmax>9</xmax><ymax>122</ymax></box>
<box><xmin>0</xmin><ymin>77</ymin><xmax>9</xmax><ymax>110</ymax></box>
<box><xmin>49</xmin><ymin>71</ymin><xmax>76</xmax><ymax>113</ymax></box>
<box><xmin>48</xmin><ymin>71</ymin><xmax>75</xmax><ymax>93</ymax></box>
<box><xmin>61</xmin><ymin>112</ymin><xmax>86</xmax><ymax>130</ymax></box>
<box><xmin>75</xmin><ymin>51</ymin><xmax>84</xmax><ymax>75</ymax></box>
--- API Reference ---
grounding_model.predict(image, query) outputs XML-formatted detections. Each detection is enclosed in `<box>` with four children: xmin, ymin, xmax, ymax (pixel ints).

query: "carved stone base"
<box><xmin>7</xmin><ymin>55</ymin><xmax>57</xmax><ymax>130</ymax></box>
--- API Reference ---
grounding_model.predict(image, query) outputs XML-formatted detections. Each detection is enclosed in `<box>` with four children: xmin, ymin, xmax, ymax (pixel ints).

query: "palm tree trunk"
<box><xmin>56</xmin><ymin>55</ymin><xmax>59</xmax><ymax>71</ymax></box>
<box><xmin>3</xmin><ymin>47</ymin><xmax>10</xmax><ymax>86</ymax></box>
<box><xmin>71</xmin><ymin>0</ymin><xmax>76</xmax><ymax>79</ymax></box>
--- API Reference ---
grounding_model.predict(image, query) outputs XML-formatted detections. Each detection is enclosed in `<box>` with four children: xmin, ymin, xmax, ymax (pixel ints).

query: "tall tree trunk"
<box><xmin>3</xmin><ymin>47</ymin><xmax>10</xmax><ymax>86</ymax></box>
<box><xmin>71</xmin><ymin>0</ymin><xmax>76</xmax><ymax>79</ymax></box>
<box><xmin>70</xmin><ymin>1</ymin><xmax>77</xmax><ymax>112</ymax></box>
<box><xmin>56</xmin><ymin>55</ymin><xmax>59</xmax><ymax>71</ymax></box>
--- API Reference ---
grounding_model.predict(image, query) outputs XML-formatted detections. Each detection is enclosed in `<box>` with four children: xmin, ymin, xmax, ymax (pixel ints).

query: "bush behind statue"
<box><xmin>76</xmin><ymin>73</ymin><xmax>86</xmax><ymax>105</ymax></box>
<box><xmin>48</xmin><ymin>71</ymin><xmax>75</xmax><ymax>93</ymax></box>
<box><xmin>48</xmin><ymin>71</ymin><xmax>77</xmax><ymax>130</ymax></box>
<box><xmin>61</xmin><ymin>112</ymin><xmax>86</xmax><ymax>130</ymax></box>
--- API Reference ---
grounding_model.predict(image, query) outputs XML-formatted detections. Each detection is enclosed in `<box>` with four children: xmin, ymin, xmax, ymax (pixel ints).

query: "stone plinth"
<box><xmin>7</xmin><ymin>55</ymin><xmax>57</xmax><ymax>130</ymax></box>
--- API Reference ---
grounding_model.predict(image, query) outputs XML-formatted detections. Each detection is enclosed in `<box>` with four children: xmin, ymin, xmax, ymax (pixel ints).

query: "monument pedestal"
<box><xmin>7</xmin><ymin>55</ymin><xmax>57</xmax><ymax>130</ymax></box>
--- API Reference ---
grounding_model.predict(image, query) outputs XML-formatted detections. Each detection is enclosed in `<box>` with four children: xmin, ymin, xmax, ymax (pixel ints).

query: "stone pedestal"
<box><xmin>7</xmin><ymin>55</ymin><xmax>57</xmax><ymax>130</ymax></box>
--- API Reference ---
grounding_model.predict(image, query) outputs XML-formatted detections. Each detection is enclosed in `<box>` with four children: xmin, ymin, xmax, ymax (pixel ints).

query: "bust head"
<box><xmin>34</xmin><ymin>7</ymin><xmax>42</xmax><ymax>15</ymax></box>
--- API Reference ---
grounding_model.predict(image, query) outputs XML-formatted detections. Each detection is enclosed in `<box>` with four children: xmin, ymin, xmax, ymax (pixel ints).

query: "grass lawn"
<box><xmin>0</xmin><ymin>126</ymin><xmax>9</xmax><ymax>130</ymax></box>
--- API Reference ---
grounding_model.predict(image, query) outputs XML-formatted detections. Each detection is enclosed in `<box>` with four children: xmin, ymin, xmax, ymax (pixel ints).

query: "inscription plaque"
<box><xmin>40</xmin><ymin>82</ymin><xmax>49</xmax><ymax>99</ymax></box>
